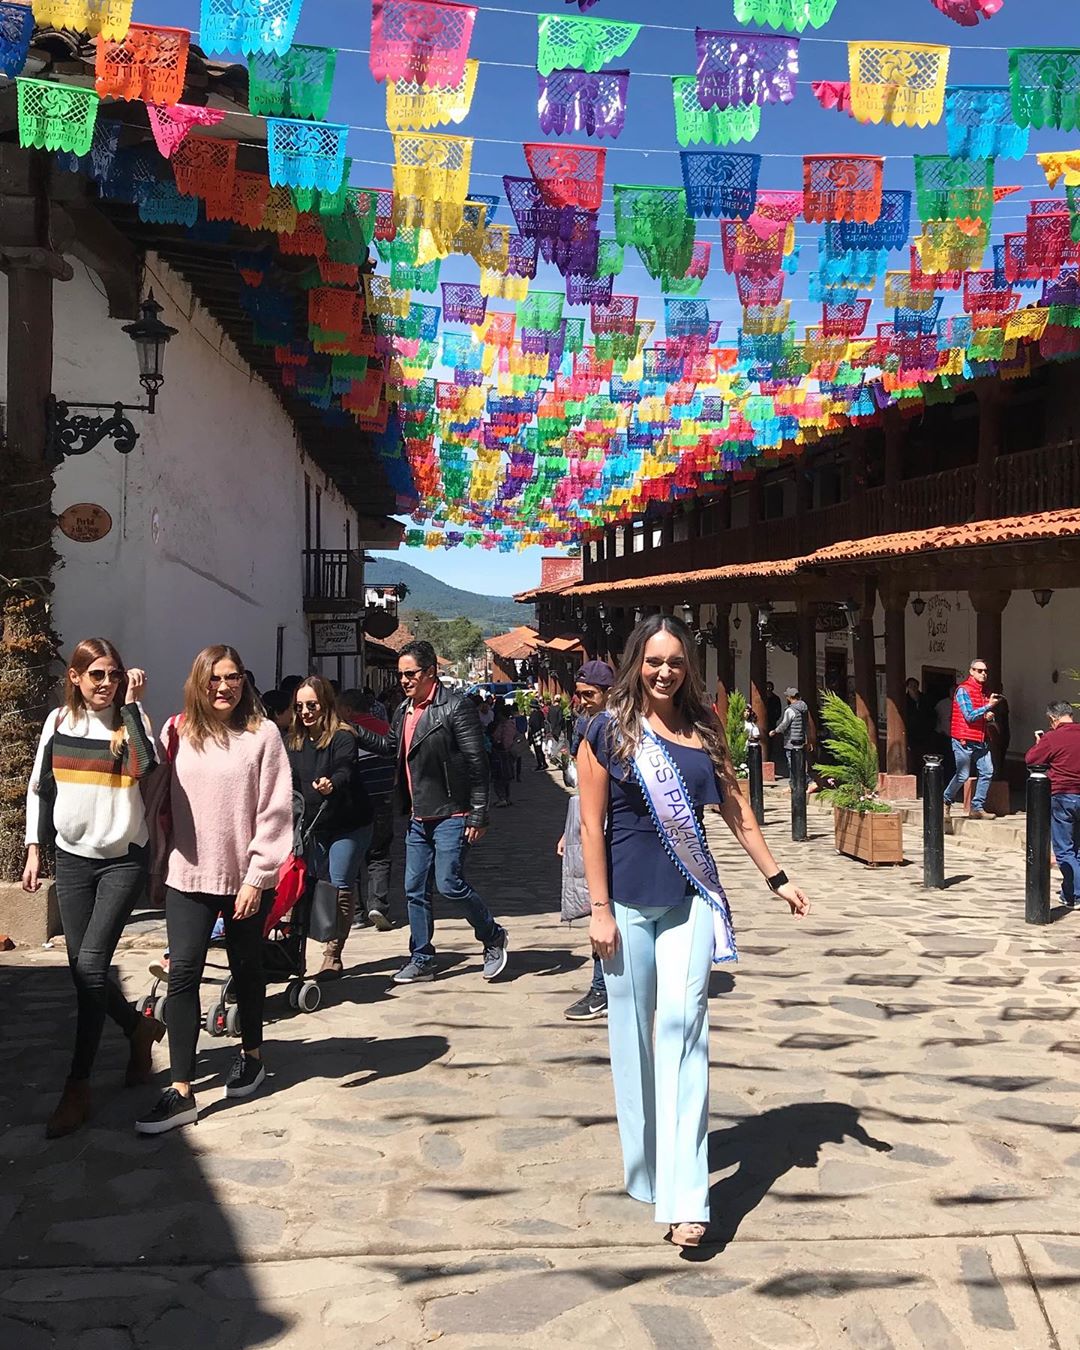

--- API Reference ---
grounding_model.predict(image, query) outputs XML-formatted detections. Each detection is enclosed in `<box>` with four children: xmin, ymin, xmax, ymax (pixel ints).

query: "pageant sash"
<box><xmin>630</xmin><ymin>723</ymin><xmax>738</xmax><ymax>964</ymax></box>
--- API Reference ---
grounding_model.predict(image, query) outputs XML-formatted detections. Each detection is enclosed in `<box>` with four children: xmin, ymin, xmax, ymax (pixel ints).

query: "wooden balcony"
<box><xmin>303</xmin><ymin>549</ymin><xmax>364</xmax><ymax>614</ymax></box>
<box><xmin>587</xmin><ymin>440</ymin><xmax>1079</xmax><ymax>586</ymax></box>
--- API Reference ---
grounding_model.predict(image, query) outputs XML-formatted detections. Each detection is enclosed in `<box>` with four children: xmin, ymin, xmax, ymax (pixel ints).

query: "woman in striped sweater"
<box><xmin>23</xmin><ymin>638</ymin><xmax>162</xmax><ymax>1139</ymax></box>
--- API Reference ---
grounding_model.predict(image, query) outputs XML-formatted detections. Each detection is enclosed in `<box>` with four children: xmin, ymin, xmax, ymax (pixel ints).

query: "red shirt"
<box><xmin>1026</xmin><ymin>722</ymin><xmax>1080</xmax><ymax>795</ymax></box>
<box><xmin>402</xmin><ymin>686</ymin><xmax>436</xmax><ymax>797</ymax></box>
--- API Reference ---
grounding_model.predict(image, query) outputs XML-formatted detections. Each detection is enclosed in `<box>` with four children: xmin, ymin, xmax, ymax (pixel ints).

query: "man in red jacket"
<box><xmin>943</xmin><ymin>658</ymin><xmax>1002</xmax><ymax>820</ymax></box>
<box><xmin>1026</xmin><ymin>701</ymin><xmax>1080</xmax><ymax>908</ymax></box>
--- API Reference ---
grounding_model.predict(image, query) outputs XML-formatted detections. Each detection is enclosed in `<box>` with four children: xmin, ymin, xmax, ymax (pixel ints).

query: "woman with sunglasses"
<box><xmin>135</xmin><ymin>645</ymin><xmax>293</xmax><ymax>1134</ymax></box>
<box><xmin>23</xmin><ymin>638</ymin><xmax>161</xmax><ymax>1139</ymax></box>
<box><xmin>286</xmin><ymin>676</ymin><xmax>372</xmax><ymax>979</ymax></box>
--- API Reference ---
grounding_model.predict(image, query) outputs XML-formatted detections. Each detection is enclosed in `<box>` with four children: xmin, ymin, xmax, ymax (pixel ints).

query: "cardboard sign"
<box><xmin>57</xmin><ymin>503</ymin><xmax>112</xmax><ymax>543</ymax></box>
<box><xmin>312</xmin><ymin>621</ymin><xmax>362</xmax><ymax>656</ymax></box>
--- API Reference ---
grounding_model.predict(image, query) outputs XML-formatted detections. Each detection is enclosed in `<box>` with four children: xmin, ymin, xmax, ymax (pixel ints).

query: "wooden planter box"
<box><xmin>834</xmin><ymin>807</ymin><xmax>905</xmax><ymax>866</ymax></box>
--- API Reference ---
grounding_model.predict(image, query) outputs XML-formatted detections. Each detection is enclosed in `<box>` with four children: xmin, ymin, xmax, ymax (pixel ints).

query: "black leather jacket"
<box><xmin>352</xmin><ymin>682</ymin><xmax>489</xmax><ymax>829</ymax></box>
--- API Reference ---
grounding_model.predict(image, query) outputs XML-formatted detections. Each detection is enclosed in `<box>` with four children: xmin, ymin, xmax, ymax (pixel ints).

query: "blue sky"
<box><xmin>139</xmin><ymin>0</ymin><xmax>1075</xmax><ymax>594</ymax></box>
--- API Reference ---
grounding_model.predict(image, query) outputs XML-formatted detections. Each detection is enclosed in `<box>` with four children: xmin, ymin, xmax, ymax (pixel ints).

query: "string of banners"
<box><xmin>16</xmin><ymin>0</ymin><xmax>1080</xmax><ymax>550</ymax></box>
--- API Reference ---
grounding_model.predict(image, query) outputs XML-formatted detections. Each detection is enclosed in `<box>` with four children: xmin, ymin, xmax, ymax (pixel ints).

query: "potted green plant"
<box><xmin>726</xmin><ymin>689</ymin><xmax>749</xmax><ymax>779</ymax></box>
<box><xmin>814</xmin><ymin>690</ymin><xmax>904</xmax><ymax>865</ymax></box>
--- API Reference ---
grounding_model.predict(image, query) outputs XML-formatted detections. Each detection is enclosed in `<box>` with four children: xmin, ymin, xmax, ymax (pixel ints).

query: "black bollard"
<box><xmin>923</xmin><ymin>755</ymin><xmax>945</xmax><ymax>890</ymax></box>
<box><xmin>790</xmin><ymin>743</ymin><xmax>807</xmax><ymax>842</ymax></box>
<box><xmin>1025</xmin><ymin>765</ymin><xmax>1052</xmax><ymax>926</ymax></box>
<box><xmin>747</xmin><ymin>740</ymin><xmax>765</xmax><ymax>826</ymax></box>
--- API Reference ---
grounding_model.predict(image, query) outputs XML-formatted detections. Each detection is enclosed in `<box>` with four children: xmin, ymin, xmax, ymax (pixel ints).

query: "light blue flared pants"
<box><xmin>603</xmin><ymin>895</ymin><xmax>713</xmax><ymax>1225</ymax></box>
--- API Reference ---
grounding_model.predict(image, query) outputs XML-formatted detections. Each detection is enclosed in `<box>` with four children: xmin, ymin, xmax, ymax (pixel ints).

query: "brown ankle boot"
<box><xmin>125</xmin><ymin>1015</ymin><xmax>166</xmax><ymax>1087</ymax></box>
<box><xmin>317</xmin><ymin>942</ymin><xmax>344</xmax><ymax>980</ymax></box>
<box><xmin>46</xmin><ymin>1079</ymin><xmax>91</xmax><ymax>1139</ymax></box>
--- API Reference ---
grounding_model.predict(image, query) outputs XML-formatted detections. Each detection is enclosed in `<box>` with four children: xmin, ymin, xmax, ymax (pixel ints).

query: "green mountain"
<box><xmin>365</xmin><ymin>558</ymin><xmax>530</xmax><ymax>635</ymax></box>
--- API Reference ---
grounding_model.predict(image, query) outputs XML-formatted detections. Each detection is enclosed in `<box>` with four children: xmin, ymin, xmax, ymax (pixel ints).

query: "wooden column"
<box><xmin>883</xmin><ymin>406</ymin><xmax>904</xmax><ymax>494</ymax></box>
<box><xmin>796</xmin><ymin>600</ymin><xmax>818</xmax><ymax>748</ymax></box>
<box><xmin>713</xmin><ymin>604</ymin><xmax>732</xmax><ymax>723</ymax></box>
<box><xmin>882</xmin><ymin>587</ymin><xmax>909</xmax><ymax>778</ymax></box>
<box><xmin>749</xmin><ymin>603</ymin><xmax>768</xmax><ymax>731</ymax></box>
<box><xmin>850</xmin><ymin>430</ymin><xmax>869</xmax><ymax>540</ymax></box>
<box><xmin>970</xmin><ymin>589</ymin><xmax>1010</xmax><ymax>691</ymax></box>
<box><xmin>975</xmin><ymin>382</ymin><xmax>1003</xmax><ymax>521</ymax></box>
<box><xmin>852</xmin><ymin>613</ymin><xmax>879</xmax><ymax>752</ymax></box>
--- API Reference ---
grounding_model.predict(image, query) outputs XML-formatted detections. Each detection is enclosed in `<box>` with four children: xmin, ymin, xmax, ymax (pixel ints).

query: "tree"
<box><xmin>442</xmin><ymin>616</ymin><xmax>484</xmax><ymax>665</ymax></box>
<box><xmin>726</xmin><ymin>689</ymin><xmax>748</xmax><ymax>778</ymax></box>
<box><xmin>813</xmin><ymin>689</ymin><xmax>889</xmax><ymax>815</ymax></box>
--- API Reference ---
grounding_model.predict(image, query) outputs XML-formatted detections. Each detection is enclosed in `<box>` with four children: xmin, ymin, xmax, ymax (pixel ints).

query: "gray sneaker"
<box><xmin>393</xmin><ymin>957</ymin><xmax>435</xmax><ymax>985</ymax></box>
<box><xmin>482</xmin><ymin>929</ymin><xmax>510</xmax><ymax>981</ymax></box>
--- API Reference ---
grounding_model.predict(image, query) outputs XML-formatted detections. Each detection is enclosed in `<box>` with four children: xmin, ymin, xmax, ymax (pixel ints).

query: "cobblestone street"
<box><xmin>2</xmin><ymin>767</ymin><xmax>1079</xmax><ymax>1349</ymax></box>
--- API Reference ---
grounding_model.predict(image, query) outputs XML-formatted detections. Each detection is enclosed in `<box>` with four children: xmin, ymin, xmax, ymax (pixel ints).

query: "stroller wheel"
<box><xmin>138</xmin><ymin>994</ymin><xmax>156</xmax><ymax>1019</ymax></box>
<box><xmin>286</xmin><ymin>980</ymin><xmax>302</xmax><ymax>1010</ymax></box>
<box><xmin>205</xmin><ymin>1003</ymin><xmax>227</xmax><ymax>1037</ymax></box>
<box><xmin>298</xmin><ymin>981</ymin><xmax>321</xmax><ymax>1013</ymax></box>
<box><xmin>226</xmin><ymin>1005</ymin><xmax>241</xmax><ymax>1038</ymax></box>
<box><xmin>154</xmin><ymin>995</ymin><xmax>168</xmax><ymax>1027</ymax></box>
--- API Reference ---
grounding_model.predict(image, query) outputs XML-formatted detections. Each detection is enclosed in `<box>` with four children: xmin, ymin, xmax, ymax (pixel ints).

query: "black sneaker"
<box><xmin>135</xmin><ymin>1088</ymin><xmax>198</xmax><ymax>1135</ymax></box>
<box><xmin>224</xmin><ymin>1052</ymin><xmax>266</xmax><ymax>1099</ymax></box>
<box><xmin>564</xmin><ymin>989</ymin><xmax>608</xmax><ymax>1021</ymax></box>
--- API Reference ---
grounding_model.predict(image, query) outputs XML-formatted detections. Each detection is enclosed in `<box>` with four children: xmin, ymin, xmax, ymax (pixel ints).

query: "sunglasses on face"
<box><xmin>399</xmin><ymin>669</ymin><xmax>424</xmax><ymax>682</ymax></box>
<box><xmin>208</xmin><ymin>673</ymin><xmax>244</xmax><ymax>688</ymax></box>
<box><xmin>295</xmin><ymin>701</ymin><xmax>320</xmax><ymax>712</ymax></box>
<box><xmin>86</xmin><ymin>669</ymin><xmax>122</xmax><ymax>684</ymax></box>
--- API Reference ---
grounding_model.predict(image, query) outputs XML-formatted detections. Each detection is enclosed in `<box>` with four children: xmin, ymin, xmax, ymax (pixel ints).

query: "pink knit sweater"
<box><xmin>163</xmin><ymin>717</ymin><xmax>294</xmax><ymax>896</ymax></box>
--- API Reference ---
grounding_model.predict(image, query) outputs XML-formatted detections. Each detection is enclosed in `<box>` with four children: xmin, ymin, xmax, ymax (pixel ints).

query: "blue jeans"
<box><xmin>1051</xmin><ymin>793</ymin><xmax>1080</xmax><ymax>903</ymax></box>
<box><xmin>404</xmin><ymin>816</ymin><xmax>501</xmax><ymax>962</ymax></box>
<box><xmin>311</xmin><ymin>826</ymin><xmax>373</xmax><ymax>890</ymax></box>
<box><xmin>944</xmin><ymin>738</ymin><xmax>994</xmax><ymax>811</ymax></box>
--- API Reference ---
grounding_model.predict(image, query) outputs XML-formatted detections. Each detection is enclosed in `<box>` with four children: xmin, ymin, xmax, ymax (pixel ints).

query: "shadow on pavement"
<box><xmin>685</xmin><ymin>1102</ymin><xmax>894</xmax><ymax>1260</ymax></box>
<box><xmin>0</xmin><ymin>958</ymin><xmax>289</xmax><ymax>1347</ymax></box>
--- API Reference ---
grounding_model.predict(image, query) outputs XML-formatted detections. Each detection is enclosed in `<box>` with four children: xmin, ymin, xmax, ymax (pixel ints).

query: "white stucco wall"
<box><xmin>0</xmin><ymin>255</ymin><xmax>365</xmax><ymax>725</ymax></box>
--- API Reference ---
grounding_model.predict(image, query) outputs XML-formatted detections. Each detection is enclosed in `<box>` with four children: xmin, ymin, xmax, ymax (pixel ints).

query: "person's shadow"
<box><xmin>690</xmin><ymin>1102</ymin><xmax>892</xmax><ymax>1257</ymax></box>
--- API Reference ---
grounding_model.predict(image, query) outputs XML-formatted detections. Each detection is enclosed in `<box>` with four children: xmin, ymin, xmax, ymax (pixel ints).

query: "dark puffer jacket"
<box><xmin>352</xmin><ymin>682</ymin><xmax>489</xmax><ymax>829</ymax></box>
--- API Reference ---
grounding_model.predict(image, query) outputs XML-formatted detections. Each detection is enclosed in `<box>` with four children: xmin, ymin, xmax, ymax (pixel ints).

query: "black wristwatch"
<box><xmin>766</xmin><ymin>870</ymin><xmax>789</xmax><ymax>893</ymax></box>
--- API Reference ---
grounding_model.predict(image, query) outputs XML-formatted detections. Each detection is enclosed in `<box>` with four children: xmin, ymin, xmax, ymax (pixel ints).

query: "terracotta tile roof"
<box><xmin>538</xmin><ymin>635</ymin><xmax>585</xmax><ymax>654</ymax></box>
<box><xmin>485</xmin><ymin>626</ymin><xmax>540</xmax><ymax>661</ymax></box>
<box><xmin>808</xmin><ymin>509</ymin><xmax>1080</xmax><ymax>565</ymax></box>
<box><xmin>514</xmin><ymin>578</ymin><xmax>582</xmax><ymax>603</ymax></box>
<box><xmin>559</xmin><ymin>509</ymin><xmax>1080</xmax><ymax>599</ymax></box>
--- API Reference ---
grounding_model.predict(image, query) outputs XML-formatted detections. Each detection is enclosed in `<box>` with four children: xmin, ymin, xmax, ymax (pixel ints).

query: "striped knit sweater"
<box><xmin>25</xmin><ymin>704</ymin><xmax>157</xmax><ymax>859</ymax></box>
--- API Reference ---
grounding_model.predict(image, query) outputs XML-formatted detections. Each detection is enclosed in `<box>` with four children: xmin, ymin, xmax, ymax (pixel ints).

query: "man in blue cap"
<box><xmin>558</xmin><ymin>659</ymin><xmax>616</xmax><ymax>1021</ymax></box>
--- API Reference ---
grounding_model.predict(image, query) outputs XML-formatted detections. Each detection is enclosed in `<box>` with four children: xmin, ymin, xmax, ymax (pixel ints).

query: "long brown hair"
<box><xmin>287</xmin><ymin>675</ymin><xmax>354</xmax><ymax>750</ymax></box>
<box><xmin>606</xmin><ymin>615</ymin><xmax>730</xmax><ymax>773</ymax></box>
<box><xmin>63</xmin><ymin>637</ymin><xmax>128</xmax><ymax>757</ymax></box>
<box><xmin>181</xmin><ymin>645</ymin><xmax>263</xmax><ymax>749</ymax></box>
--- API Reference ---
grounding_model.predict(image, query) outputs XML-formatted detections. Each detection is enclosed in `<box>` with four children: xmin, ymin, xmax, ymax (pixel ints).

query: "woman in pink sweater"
<box><xmin>136</xmin><ymin>646</ymin><xmax>293</xmax><ymax>1135</ymax></box>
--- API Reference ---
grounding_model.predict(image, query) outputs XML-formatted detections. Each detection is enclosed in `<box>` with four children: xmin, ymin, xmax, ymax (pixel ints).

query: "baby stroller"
<box><xmin>141</xmin><ymin>793</ymin><xmax>327</xmax><ymax>1039</ymax></box>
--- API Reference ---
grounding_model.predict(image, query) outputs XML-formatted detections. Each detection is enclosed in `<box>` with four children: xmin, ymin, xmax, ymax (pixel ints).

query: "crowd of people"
<box><xmin>22</xmin><ymin>620</ymin><xmax>1074</xmax><ymax>1246</ymax></box>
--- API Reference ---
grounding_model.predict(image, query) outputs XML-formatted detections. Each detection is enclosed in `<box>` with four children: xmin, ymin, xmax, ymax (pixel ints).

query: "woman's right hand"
<box><xmin>556</xmin><ymin>833</ymin><xmax>565</xmax><ymax>857</ymax></box>
<box><xmin>589</xmin><ymin>905</ymin><xmax>619</xmax><ymax>961</ymax></box>
<box><xmin>22</xmin><ymin>845</ymin><xmax>41</xmax><ymax>893</ymax></box>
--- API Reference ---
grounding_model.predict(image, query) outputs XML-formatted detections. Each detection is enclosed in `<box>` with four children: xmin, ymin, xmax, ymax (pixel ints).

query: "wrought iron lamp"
<box><xmin>911</xmin><ymin>594</ymin><xmax>926</xmax><ymax>617</ymax></box>
<box><xmin>1033</xmin><ymin>589</ymin><xmax>1053</xmax><ymax>608</ymax></box>
<box><xmin>46</xmin><ymin>291</ymin><xmax>178</xmax><ymax>463</ymax></box>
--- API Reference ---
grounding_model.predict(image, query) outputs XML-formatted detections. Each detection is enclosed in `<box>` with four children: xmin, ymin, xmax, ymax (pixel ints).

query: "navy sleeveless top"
<box><xmin>584</xmin><ymin>713</ymin><xmax>722</xmax><ymax>909</ymax></box>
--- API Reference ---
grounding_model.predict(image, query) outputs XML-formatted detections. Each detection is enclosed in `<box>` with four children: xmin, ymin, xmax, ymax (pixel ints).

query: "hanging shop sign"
<box><xmin>57</xmin><ymin>503</ymin><xmax>112</xmax><ymax>543</ymax></box>
<box><xmin>312</xmin><ymin>620</ymin><xmax>363</xmax><ymax>655</ymax></box>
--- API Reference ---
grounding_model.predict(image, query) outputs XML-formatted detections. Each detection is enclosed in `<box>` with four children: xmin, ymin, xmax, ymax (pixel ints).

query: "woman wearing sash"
<box><xmin>578</xmin><ymin>615</ymin><xmax>810</xmax><ymax>1248</ymax></box>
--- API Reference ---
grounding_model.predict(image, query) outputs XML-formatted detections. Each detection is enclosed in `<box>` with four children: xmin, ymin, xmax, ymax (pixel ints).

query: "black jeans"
<box><xmin>364</xmin><ymin>795</ymin><xmax>394</xmax><ymax>916</ymax></box>
<box><xmin>164</xmin><ymin>888</ymin><xmax>272</xmax><ymax>1083</ymax></box>
<box><xmin>54</xmin><ymin>844</ymin><xmax>146</xmax><ymax>1081</ymax></box>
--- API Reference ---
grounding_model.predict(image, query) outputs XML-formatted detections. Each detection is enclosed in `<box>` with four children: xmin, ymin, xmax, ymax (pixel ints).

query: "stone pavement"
<box><xmin>1</xmin><ymin>765</ymin><xmax>1079</xmax><ymax>1349</ymax></box>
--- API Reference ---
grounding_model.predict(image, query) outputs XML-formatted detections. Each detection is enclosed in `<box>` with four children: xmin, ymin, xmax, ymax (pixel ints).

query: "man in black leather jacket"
<box><xmin>353</xmin><ymin>640</ymin><xmax>510</xmax><ymax>985</ymax></box>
